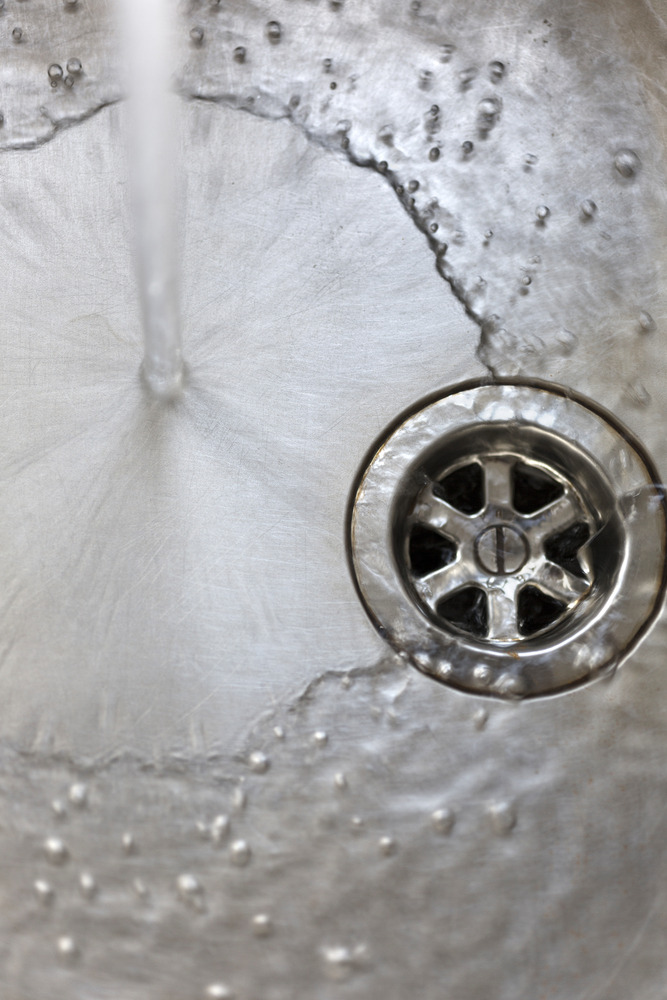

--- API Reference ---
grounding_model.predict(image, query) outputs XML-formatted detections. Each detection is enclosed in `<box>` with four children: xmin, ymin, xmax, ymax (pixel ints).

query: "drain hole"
<box><xmin>437</xmin><ymin>586</ymin><xmax>487</xmax><ymax>637</ymax></box>
<box><xmin>544</xmin><ymin>522</ymin><xmax>591</xmax><ymax>578</ymax></box>
<box><xmin>513</xmin><ymin>463</ymin><xmax>563</xmax><ymax>514</ymax></box>
<box><xmin>409</xmin><ymin>526</ymin><xmax>457</xmax><ymax>577</ymax></box>
<box><xmin>517</xmin><ymin>585</ymin><xmax>566</xmax><ymax>635</ymax></box>
<box><xmin>433</xmin><ymin>462</ymin><xmax>484</xmax><ymax>514</ymax></box>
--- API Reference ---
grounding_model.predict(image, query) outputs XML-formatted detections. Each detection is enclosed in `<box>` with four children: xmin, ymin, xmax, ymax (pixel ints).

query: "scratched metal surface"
<box><xmin>1</xmin><ymin>0</ymin><xmax>667</xmax><ymax>997</ymax></box>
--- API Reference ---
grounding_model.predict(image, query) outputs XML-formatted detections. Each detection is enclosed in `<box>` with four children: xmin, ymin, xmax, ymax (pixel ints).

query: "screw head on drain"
<box><xmin>350</xmin><ymin>382</ymin><xmax>666</xmax><ymax>699</ymax></box>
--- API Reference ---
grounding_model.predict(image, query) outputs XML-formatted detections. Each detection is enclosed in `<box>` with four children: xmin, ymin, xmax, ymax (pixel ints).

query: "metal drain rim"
<box><xmin>350</xmin><ymin>381</ymin><xmax>667</xmax><ymax>699</ymax></box>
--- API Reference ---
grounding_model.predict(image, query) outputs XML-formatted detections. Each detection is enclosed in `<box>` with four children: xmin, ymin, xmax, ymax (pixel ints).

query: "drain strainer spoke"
<box><xmin>350</xmin><ymin>383</ymin><xmax>666</xmax><ymax>698</ymax></box>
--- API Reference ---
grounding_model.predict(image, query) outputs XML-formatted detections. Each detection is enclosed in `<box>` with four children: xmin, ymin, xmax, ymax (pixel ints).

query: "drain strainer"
<box><xmin>350</xmin><ymin>382</ymin><xmax>666</xmax><ymax>698</ymax></box>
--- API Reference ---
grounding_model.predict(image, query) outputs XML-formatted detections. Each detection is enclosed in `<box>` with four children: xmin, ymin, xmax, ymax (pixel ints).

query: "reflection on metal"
<box><xmin>351</xmin><ymin>382</ymin><xmax>666</xmax><ymax>697</ymax></box>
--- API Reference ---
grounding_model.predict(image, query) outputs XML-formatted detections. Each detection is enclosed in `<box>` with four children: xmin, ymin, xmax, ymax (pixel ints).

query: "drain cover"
<box><xmin>350</xmin><ymin>383</ymin><xmax>666</xmax><ymax>698</ymax></box>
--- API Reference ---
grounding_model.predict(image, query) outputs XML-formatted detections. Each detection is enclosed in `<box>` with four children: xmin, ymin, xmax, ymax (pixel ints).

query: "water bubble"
<box><xmin>79</xmin><ymin>872</ymin><xmax>97</xmax><ymax>899</ymax></box>
<box><xmin>51</xmin><ymin>798</ymin><xmax>67</xmax><ymax>819</ymax></box>
<box><xmin>378</xmin><ymin>835</ymin><xmax>397</xmax><ymax>856</ymax></box>
<box><xmin>473</xmin><ymin>707</ymin><xmax>488</xmax><ymax>730</ymax></box>
<box><xmin>233</xmin><ymin>45</ymin><xmax>246</xmax><ymax>63</ymax></box>
<box><xmin>248</xmin><ymin>750</ymin><xmax>269</xmax><ymax>773</ymax></box>
<box><xmin>266</xmin><ymin>20</ymin><xmax>281</xmax><ymax>44</ymax></box>
<box><xmin>459</xmin><ymin>67</ymin><xmax>477</xmax><ymax>86</ymax></box>
<box><xmin>350</xmin><ymin>815</ymin><xmax>364</xmax><ymax>832</ymax></box>
<box><xmin>329</xmin><ymin>81</ymin><xmax>337</xmax><ymax>90</ymax></box>
<box><xmin>530</xmin><ymin>254</ymin><xmax>541</xmax><ymax>264</ymax></box>
<box><xmin>34</xmin><ymin>879</ymin><xmax>55</xmax><ymax>904</ymax></box>
<box><xmin>430</xmin><ymin>104</ymin><xmax>439</xmax><ymax>115</ymax></box>
<box><xmin>323</xmin><ymin>57</ymin><xmax>332</xmax><ymax>72</ymax></box>
<box><xmin>614</xmin><ymin>148</ymin><xmax>640</xmax><ymax>178</ymax></box>
<box><xmin>489</xmin><ymin>60</ymin><xmax>505</xmax><ymax>82</ymax></box>
<box><xmin>333</xmin><ymin>772</ymin><xmax>347</xmax><ymax>790</ymax></box>
<box><xmin>439</xmin><ymin>42</ymin><xmax>455</xmax><ymax>62</ymax></box>
<box><xmin>177</xmin><ymin>873</ymin><xmax>204</xmax><ymax>906</ymax></box>
<box><xmin>232</xmin><ymin>787</ymin><xmax>246</xmax><ymax>811</ymax></box>
<box><xmin>273</xmin><ymin>725</ymin><xmax>285</xmax><ymax>739</ymax></box>
<box><xmin>419</xmin><ymin>69</ymin><xmax>433</xmax><ymax>90</ymax></box>
<box><xmin>57</xmin><ymin>936</ymin><xmax>78</xmax><ymax>962</ymax></box>
<box><xmin>68</xmin><ymin>783</ymin><xmax>87</xmax><ymax>808</ymax></box>
<box><xmin>436</xmin><ymin>659</ymin><xmax>452</xmax><ymax>678</ymax></box>
<box><xmin>521</xmin><ymin>275</ymin><xmax>531</xmax><ymax>286</ymax></box>
<box><xmin>205</xmin><ymin>987</ymin><xmax>234</xmax><ymax>1000</ymax></box>
<box><xmin>484</xmin><ymin>229</ymin><xmax>493</xmax><ymax>239</ymax></box>
<box><xmin>496</xmin><ymin>672</ymin><xmax>526</xmax><ymax>697</ymax></box>
<box><xmin>12</xmin><ymin>27</ymin><xmax>22</xmax><ymax>41</ymax></box>
<box><xmin>477</xmin><ymin>97</ymin><xmax>501</xmax><ymax>132</ymax></box>
<box><xmin>67</xmin><ymin>58</ymin><xmax>82</xmax><ymax>75</ymax></box>
<box><xmin>524</xmin><ymin>152</ymin><xmax>538</xmax><ymax>166</ymax></box>
<box><xmin>535</xmin><ymin>205</ymin><xmax>550</xmax><ymax>221</ymax></box>
<box><xmin>230</xmin><ymin>839</ymin><xmax>251</xmax><ymax>866</ymax></box>
<box><xmin>429</xmin><ymin>147</ymin><xmax>440</xmax><ymax>161</ymax></box>
<box><xmin>378</xmin><ymin>160</ymin><xmax>388</xmax><ymax>173</ymax></box>
<box><xmin>430</xmin><ymin>222</ymin><xmax>439</xmax><ymax>232</ymax></box>
<box><xmin>252</xmin><ymin>913</ymin><xmax>273</xmax><ymax>937</ymax></box>
<box><xmin>211</xmin><ymin>814</ymin><xmax>230</xmax><ymax>844</ymax></box>
<box><xmin>408</xmin><ymin>179</ymin><xmax>419</xmax><ymax>192</ymax></box>
<box><xmin>639</xmin><ymin>310</ymin><xmax>654</xmax><ymax>332</ymax></box>
<box><xmin>462</xmin><ymin>140</ymin><xmax>474</xmax><ymax>155</ymax></box>
<box><xmin>289</xmin><ymin>94</ymin><xmax>300</xmax><ymax>109</ymax></box>
<box><xmin>190</xmin><ymin>26</ymin><xmax>204</xmax><ymax>44</ymax></box>
<box><xmin>580</xmin><ymin>198</ymin><xmax>597</xmax><ymax>218</ymax></box>
<box><xmin>431</xmin><ymin>806</ymin><xmax>455</xmax><ymax>834</ymax></box>
<box><xmin>121</xmin><ymin>832</ymin><xmax>136</xmax><ymax>855</ymax></box>
<box><xmin>488</xmin><ymin>800</ymin><xmax>516</xmax><ymax>835</ymax></box>
<box><xmin>313</xmin><ymin>730</ymin><xmax>328</xmax><ymax>746</ymax></box>
<box><xmin>341</xmin><ymin>137</ymin><xmax>349</xmax><ymax>149</ymax></box>
<box><xmin>48</xmin><ymin>64</ymin><xmax>64</xmax><ymax>82</ymax></box>
<box><xmin>44</xmin><ymin>837</ymin><xmax>68</xmax><ymax>865</ymax></box>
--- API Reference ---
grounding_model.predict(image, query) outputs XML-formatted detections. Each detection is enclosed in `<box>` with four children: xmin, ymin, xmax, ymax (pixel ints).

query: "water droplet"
<box><xmin>79</xmin><ymin>872</ymin><xmax>97</xmax><ymax>899</ymax></box>
<box><xmin>626</xmin><ymin>380</ymin><xmax>651</xmax><ymax>407</ymax></box>
<box><xmin>477</xmin><ymin>97</ymin><xmax>501</xmax><ymax>132</ymax></box>
<box><xmin>266</xmin><ymin>20</ymin><xmax>281</xmax><ymax>44</ymax></box>
<box><xmin>48</xmin><ymin>64</ymin><xmax>63</xmax><ymax>82</ymax></box>
<box><xmin>350</xmin><ymin>815</ymin><xmax>364</xmax><ymax>832</ymax></box>
<box><xmin>51</xmin><ymin>798</ymin><xmax>67</xmax><ymax>820</ymax></box>
<box><xmin>408</xmin><ymin>179</ymin><xmax>419</xmax><ymax>192</ymax></box>
<box><xmin>430</xmin><ymin>104</ymin><xmax>439</xmax><ymax>115</ymax></box>
<box><xmin>473</xmin><ymin>707</ymin><xmax>488</xmax><ymax>730</ymax></box>
<box><xmin>12</xmin><ymin>27</ymin><xmax>22</xmax><ymax>41</ymax></box>
<box><xmin>341</xmin><ymin>674</ymin><xmax>352</xmax><ymax>689</ymax></box>
<box><xmin>462</xmin><ymin>140</ymin><xmax>474</xmax><ymax>155</ymax></box>
<box><xmin>333</xmin><ymin>772</ymin><xmax>347</xmax><ymax>791</ymax></box>
<box><xmin>429</xmin><ymin>147</ymin><xmax>440</xmax><ymax>161</ymax></box>
<box><xmin>57</xmin><ymin>936</ymin><xmax>78</xmax><ymax>962</ymax></box>
<box><xmin>320</xmin><ymin>945</ymin><xmax>359</xmax><ymax>982</ymax></box>
<box><xmin>133</xmin><ymin>877</ymin><xmax>149</xmax><ymax>899</ymax></box>
<box><xmin>230</xmin><ymin>839</ymin><xmax>251</xmax><ymax>866</ymax></box>
<box><xmin>378</xmin><ymin>160</ymin><xmax>388</xmax><ymax>173</ymax></box>
<box><xmin>535</xmin><ymin>205</ymin><xmax>550</xmax><ymax>221</ymax></box>
<box><xmin>34</xmin><ymin>879</ymin><xmax>54</xmax><ymax>904</ymax></box>
<box><xmin>524</xmin><ymin>153</ymin><xmax>538</xmax><ymax>166</ymax></box>
<box><xmin>639</xmin><ymin>310</ymin><xmax>654</xmax><ymax>332</ymax></box>
<box><xmin>121</xmin><ymin>832</ymin><xmax>136</xmax><ymax>855</ymax></box>
<box><xmin>190</xmin><ymin>26</ymin><xmax>204</xmax><ymax>44</ymax></box>
<box><xmin>233</xmin><ymin>45</ymin><xmax>246</xmax><ymax>63</ymax></box>
<box><xmin>251</xmin><ymin>913</ymin><xmax>273</xmax><ymax>937</ymax></box>
<box><xmin>68</xmin><ymin>783</ymin><xmax>88</xmax><ymax>808</ymax></box>
<box><xmin>66</xmin><ymin>58</ymin><xmax>82</xmax><ymax>75</ymax></box>
<box><xmin>439</xmin><ymin>42</ymin><xmax>455</xmax><ymax>62</ymax></box>
<box><xmin>488</xmin><ymin>800</ymin><xmax>516</xmax><ymax>835</ymax></box>
<box><xmin>496</xmin><ymin>672</ymin><xmax>526</xmax><ymax>697</ymax></box>
<box><xmin>484</xmin><ymin>229</ymin><xmax>493</xmax><ymax>239</ymax></box>
<box><xmin>431</xmin><ymin>806</ymin><xmax>455</xmax><ymax>834</ymax></box>
<box><xmin>322</xmin><ymin>57</ymin><xmax>332</xmax><ymax>72</ymax></box>
<box><xmin>177</xmin><ymin>873</ymin><xmax>204</xmax><ymax>905</ymax></box>
<box><xmin>329</xmin><ymin>81</ymin><xmax>337</xmax><ymax>90</ymax></box>
<box><xmin>378</xmin><ymin>835</ymin><xmax>396</xmax><ymax>856</ymax></box>
<box><xmin>459</xmin><ymin>67</ymin><xmax>477</xmax><ymax>86</ymax></box>
<box><xmin>489</xmin><ymin>60</ymin><xmax>505</xmax><ymax>82</ymax></box>
<box><xmin>44</xmin><ymin>837</ymin><xmax>68</xmax><ymax>865</ymax></box>
<box><xmin>521</xmin><ymin>275</ymin><xmax>531</xmax><ymax>286</ymax></box>
<box><xmin>436</xmin><ymin>659</ymin><xmax>452</xmax><ymax>678</ymax></box>
<box><xmin>556</xmin><ymin>328</ymin><xmax>577</xmax><ymax>355</ymax></box>
<box><xmin>205</xmin><ymin>985</ymin><xmax>235</xmax><ymax>1000</ymax></box>
<box><xmin>580</xmin><ymin>198</ymin><xmax>597</xmax><ymax>218</ymax></box>
<box><xmin>248</xmin><ymin>750</ymin><xmax>269</xmax><ymax>774</ymax></box>
<box><xmin>472</xmin><ymin>664</ymin><xmax>492</xmax><ymax>687</ymax></box>
<box><xmin>232</xmin><ymin>787</ymin><xmax>246</xmax><ymax>811</ymax></box>
<box><xmin>313</xmin><ymin>730</ymin><xmax>328</xmax><ymax>746</ymax></box>
<box><xmin>614</xmin><ymin>148</ymin><xmax>640</xmax><ymax>178</ymax></box>
<box><xmin>211</xmin><ymin>814</ymin><xmax>230</xmax><ymax>844</ymax></box>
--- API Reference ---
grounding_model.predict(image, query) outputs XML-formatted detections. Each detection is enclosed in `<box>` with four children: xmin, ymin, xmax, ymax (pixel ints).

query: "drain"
<box><xmin>350</xmin><ymin>383</ymin><xmax>666</xmax><ymax>698</ymax></box>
